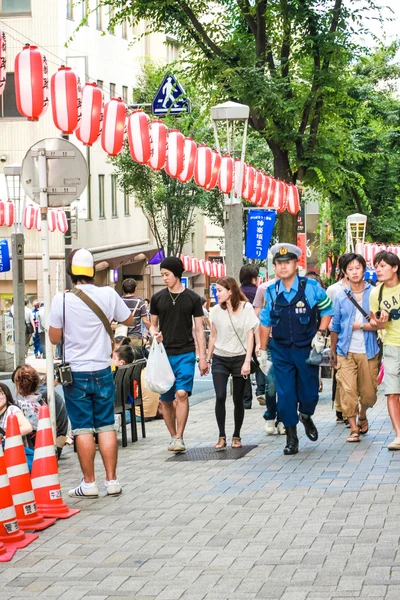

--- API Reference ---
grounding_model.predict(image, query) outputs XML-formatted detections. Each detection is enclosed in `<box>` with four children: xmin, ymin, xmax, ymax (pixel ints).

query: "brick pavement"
<box><xmin>1</xmin><ymin>379</ymin><xmax>400</xmax><ymax>599</ymax></box>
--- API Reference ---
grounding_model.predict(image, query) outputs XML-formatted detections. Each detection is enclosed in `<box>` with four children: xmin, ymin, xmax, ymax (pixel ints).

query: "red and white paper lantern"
<box><xmin>194</xmin><ymin>146</ymin><xmax>212</xmax><ymax>188</ymax></box>
<box><xmin>252</xmin><ymin>170</ymin><xmax>264</xmax><ymax>206</ymax></box>
<box><xmin>234</xmin><ymin>160</ymin><xmax>246</xmax><ymax>197</ymax></box>
<box><xmin>205</xmin><ymin>151</ymin><xmax>221</xmax><ymax>191</ymax></box>
<box><xmin>259</xmin><ymin>175</ymin><xmax>272</xmax><ymax>207</ymax></box>
<box><xmin>165</xmin><ymin>130</ymin><xmax>185</xmax><ymax>178</ymax></box>
<box><xmin>35</xmin><ymin>209</ymin><xmax>41</xmax><ymax>231</ymax></box>
<box><xmin>0</xmin><ymin>30</ymin><xmax>6</xmax><ymax>96</ymax></box>
<box><xmin>51</xmin><ymin>66</ymin><xmax>80</xmax><ymax>134</ymax></box>
<box><xmin>14</xmin><ymin>44</ymin><xmax>48</xmax><ymax>121</ymax></box>
<box><xmin>177</xmin><ymin>138</ymin><xmax>197</xmax><ymax>183</ymax></box>
<box><xmin>148</xmin><ymin>120</ymin><xmax>167</xmax><ymax>171</ymax></box>
<box><xmin>204</xmin><ymin>260</ymin><xmax>212</xmax><ymax>277</ymax></box>
<box><xmin>48</xmin><ymin>209</ymin><xmax>57</xmax><ymax>232</ymax></box>
<box><xmin>286</xmin><ymin>184</ymin><xmax>300</xmax><ymax>215</ymax></box>
<box><xmin>57</xmin><ymin>209</ymin><xmax>68</xmax><ymax>233</ymax></box>
<box><xmin>242</xmin><ymin>165</ymin><xmax>256</xmax><ymax>201</ymax></box>
<box><xmin>75</xmin><ymin>82</ymin><xmax>103</xmax><ymax>146</ymax></box>
<box><xmin>198</xmin><ymin>259</ymin><xmax>206</xmax><ymax>275</ymax></box>
<box><xmin>24</xmin><ymin>204</ymin><xmax>37</xmax><ymax>230</ymax></box>
<box><xmin>273</xmin><ymin>181</ymin><xmax>287</xmax><ymax>212</ymax></box>
<box><xmin>218</xmin><ymin>156</ymin><xmax>234</xmax><ymax>194</ymax></box>
<box><xmin>191</xmin><ymin>257</ymin><xmax>199</xmax><ymax>274</ymax></box>
<box><xmin>128</xmin><ymin>110</ymin><xmax>151</xmax><ymax>164</ymax></box>
<box><xmin>264</xmin><ymin>178</ymin><xmax>277</xmax><ymax>209</ymax></box>
<box><xmin>4</xmin><ymin>200</ymin><xmax>14</xmax><ymax>227</ymax></box>
<box><xmin>182</xmin><ymin>255</ymin><xmax>191</xmax><ymax>272</ymax></box>
<box><xmin>101</xmin><ymin>98</ymin><xmax>126</xmax><ymax>156</ymax></box>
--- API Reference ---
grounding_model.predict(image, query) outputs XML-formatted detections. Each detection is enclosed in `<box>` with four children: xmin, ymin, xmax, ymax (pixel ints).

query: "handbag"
<box><xmin>226</xmin><ymin>303</ymin><xmax>259</xmax><ymax>374</ymax></box>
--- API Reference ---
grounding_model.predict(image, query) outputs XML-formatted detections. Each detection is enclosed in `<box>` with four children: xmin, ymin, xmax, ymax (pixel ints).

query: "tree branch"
<box><xmin>236</xmin><ymin>0</ymin><xmax>257</xmax><ymax>35</ymax></box>
<box><xmin>280</xmin><ymin>0</ymin><xmax>291</xmax><ymax>80</ymax></box>
<box><xmin>180</xmin><ymin>2</ymin><xmax>226</xmax><ymax>59</ymax></box>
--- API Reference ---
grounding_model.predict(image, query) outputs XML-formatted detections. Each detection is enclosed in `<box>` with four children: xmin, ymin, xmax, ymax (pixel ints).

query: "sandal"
<box><xmin>231</xmin><ymin>437</ymin><xmax>242</xmax><ymax>449</ymax></box>
<box><xmin>214</xmin><ymin>436</ymin><xmax>227</xmax><ymax>450</ymax></box>
<box><xmin>358</xmin><ymin>418</ymin><xmax>369</xmax><ymax>435</ymax></box>
<box><xmin>347</xmin><ymin>430</ymin><xmax>360</xmax><ymax>443</ymax></box>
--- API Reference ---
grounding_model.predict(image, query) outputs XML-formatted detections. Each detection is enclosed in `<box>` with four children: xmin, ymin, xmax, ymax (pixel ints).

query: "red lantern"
<box><xmin>252</xmin><ymin>171</ymin><xmax>264</xmax><ymax>206</ymax></box>
<box><xmin>286</xmin><ymin>184</ymin><xmax>300</xmax><ymax>215</ymax></box>
<box><xmin>218</xmin><ymin>156</ymin><xmax>234</xmax><ymax>194</ymax></box>
<box><xmin>4</xmin><ymin>201</ymin><xmax>14</xmax><ymax>227</ymax></box>
<box><xmin>0</xmin><ymin>200</ymin><xmax>4</xmax><ymax>226</ymax></box>
<box><xmin>51</xmin><ymin>66</ymin><xmax>80</xmax><ymax>134</ymax></box>
<box><xmin>148</xmin><ymin>121</ymin><xmax>167</xmax><ymax>171</ymax></box>
<box><xmin>57</xmin><ymin>209</ymin><xmax>68</xmax><ymax>233</ymax></box>
<box><xmin>234</xmin><ymin>160</ymin><xmax>246</xmax><ymax>197</ymax></box>
<box><xmin>127</xmin><ymin>110</ymin><xmax>151</xmax><ymax>164</ymax></box>
<box><xmin>75</xmin><ymin>82</ymin><xmax>103</xmax><ymax>146</ymax></box>
<box><xmin>194</xmin><ymin>146</ymin><xmax>212</xmax><ymax>188</ymax></box>
<box><xmin>198</xmin><ymin>259</ymin><xmax>206</xmax><ymax>275</ymax></box>
<box><xmin>205</xmin><ymin>151</ymin><xmax>221</xmax><ymax>191</ymax></box>
<box><xmin>101</xmin><ymin>98</ymin><xmax>126</xmax><ymax>157</ymax></box>
<box><xmin>0</xmin><ymin>30</ymin><xmax>6</xmax><ymax>96</ymax></box>
<box><xmin>24</xmin><ymin>204</ymin><xmax>37</xmax><ymax>230</ymax></box>
<box><xmin>204</xmin><ymin>261</ymin><xmax>212</xmax><ymax>277</ymax></box>
<box><xmin>264</xmin><ymin>178</ymin><xmax>277</xmax><ymax>209</ymax></box>
<box><xmin>191</xmin><ymin>257</ymin><xmax>198</xmax><ymax>274</ymax></box>
<box><xmin>259</xmin><ymin>175</ymin><xmax>272</xmax><ymax>207</ymax></box>
<box><xmin>14</xmin><ymin>44</ymin><xmax>48</xmax><ymax>121</ymax></box>
<box><xmin>177</xmin><ymin>138</ymin><xmax>197</xmax><ymax>183</ymax></box>
<box><xmin>165</xmin><ymin>130</ymin><xmax>185</xmax><ymax>178</ymax></box>
<box><xmin>242</xmin><ymin>165</ymin><xmax>255</xmax><ymax>201</ymax></box>
<box><xmin>182</xmin><ymin>255</ymin><xmax>191</xmax><ymax>271</ymax></box>
<box><xmin>48</xmin><ymin>209</ymin><xmax>57</xmax><ymax>232</ymax></box>
<box><xmin>271</xmin><ymin>181</ymin><xmax>287</xmax><ymax>212</ymax></box>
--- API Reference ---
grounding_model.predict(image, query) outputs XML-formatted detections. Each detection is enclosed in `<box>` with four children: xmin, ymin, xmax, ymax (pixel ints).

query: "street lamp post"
<box><xmin>4</xmin><ymin>164</ymin><xmax>26</xmax><ymax>368</ymax></box>
<box><xmin>210</xmin><ymin>101</ymin><xmax>249</xmax><ymax>280</ymax></box>
<box><xmin>346</xmin><ymin>213</ymin><xmax>367</xmax><ymax>254</ymax></box>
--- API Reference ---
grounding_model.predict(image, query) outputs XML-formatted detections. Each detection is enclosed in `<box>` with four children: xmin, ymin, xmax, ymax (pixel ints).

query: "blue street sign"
<box><xmin>152</xmin><ymin>74</ymin><xmax>191</xmax><ymax>116</ymax></box>
<box><xmin>0</xmin><ymin>239</ymin><xmax>10</xmax><ymax>272</ymax></box>
<box><xmin>181</xmin><ymin>277</ymin><xmax>188</xmax><ymax>289</ymax></box>
<box><xmin>245</xmin><ymin>210</ymin><xmax>277</xmax><ymax>260</ymax></box>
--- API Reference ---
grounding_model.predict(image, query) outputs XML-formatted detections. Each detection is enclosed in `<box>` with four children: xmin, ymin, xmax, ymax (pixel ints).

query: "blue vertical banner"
<box><xmin>0</xmin><ymin>239</ymin><xmax>10</xmax><ymax>272</ymax></box>
<box><xmin>245</xmin><ymin>210</ymin><xmax>277</xmax><ymax>260</ymax></box>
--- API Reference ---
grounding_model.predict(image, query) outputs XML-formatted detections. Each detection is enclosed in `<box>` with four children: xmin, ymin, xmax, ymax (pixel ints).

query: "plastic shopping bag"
<box><xmin>144</xmin><ymin>341</ymin><xmax>176</xmax><ymax>394</ymax></box>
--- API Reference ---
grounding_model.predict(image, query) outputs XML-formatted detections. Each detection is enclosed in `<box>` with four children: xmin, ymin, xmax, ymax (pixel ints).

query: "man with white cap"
<box><xmin>259</xmin><ymin>243</ymin><xmax>334</xmax><ymax>455</ymax></box>
<box><xmin>49</xmin><ymin>248</ymin><xmax>134</xmax><ymax>497</ymax></box>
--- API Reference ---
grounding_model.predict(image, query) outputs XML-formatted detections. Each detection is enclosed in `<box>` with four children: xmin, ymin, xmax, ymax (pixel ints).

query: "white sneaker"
<box><xmin>173</xmin><ymin>438</ymin><xmax>186</xmax><ymax>452</ymax></box>
<box><xmin>264</xmin><ymin>420</ymin><xmax>276</xmax><ymax>435</ymax></box>
<box><xmin>257</xmin><ymin>395</ymin><xmax>266</xmax><ymax>406</ymax></box>
<box><xmin>68</xmin><ymin>480</ymin><xmax>99</xmax><ymax>498</ymax></box>
<box><xmin>276</xmin><ymin>422</ymin><xmax>286</xmax><ymax>435</ymax></box>
<box><xmin>104</xmin><ymin>480</ymin><xmax>122</xmax><ymax>496</ymax></box>
<box><xmin>168</xmin><ymin>436</ymin><xmax>177</xmax><ymax>451</ymax></box>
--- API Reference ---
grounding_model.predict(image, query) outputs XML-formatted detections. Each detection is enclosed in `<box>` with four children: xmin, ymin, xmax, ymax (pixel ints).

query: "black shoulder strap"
<box><xmin>344</xmin><ymin>289</ymin><xmax>370</xmax><ymax>322</ymax></box>
<box><xmin>378</xmin><ymin>283</ymin><xmax>384</xmax><ymax>311</ymax></box>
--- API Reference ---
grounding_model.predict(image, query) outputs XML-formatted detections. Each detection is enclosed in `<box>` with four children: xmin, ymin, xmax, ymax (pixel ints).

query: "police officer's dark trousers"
<box><xmin>270</xmin><ymin>341</ymin><xmax>319</xmax><ymax>427</ymax></box>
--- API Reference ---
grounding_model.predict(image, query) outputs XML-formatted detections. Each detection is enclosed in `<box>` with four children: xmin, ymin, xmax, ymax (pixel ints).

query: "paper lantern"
<box><xmin>24</xmin><ymin>204</ymin><xmax>37</xmax><ymax>230</ymax></box>
<box><xmin>252</xmin><ymin>171</ymin><xmax>264</xmax><ymax>206</ymax></box>
<box><xmin>0</xmin><ymin>200</ymin><xmax>4</xmax><ymax>226</ymax></box>
<box><xmin>194</xmin><ymin>146</ymin><xmax>212</xmax><ymax>188</ymax></box>
<box><xmin>165</xmin><ymin>130</ymin><xmax>185</xmax><ymax>178</ymax></box>
<box><xmin>57</xmin><ymin>209</ymin><xmax>68</xmax><ymax>234</ymax></box>
<box><xmin>75</xmin><ymin>82</ymin><xmax>103</xmax><ymax>146</ymax></box>
<box><xmin>182</xmin><ymin>255</ymin><xmax>191</xmax><ymax>271</ymax></box>
<box><xmin>259</xmin><ymin>175</ymin><xmax>272</xmax><ymax>207</ymax></box>
<box><xmin>205</xmin><ymin>151</ymin><xmax>221</xmax><ymax>191</ymax></box>
<box><xmin>264</xmin><ymin>178</ymin><xmax>277</xmax><ymax>209</ymax></box>
<box><xmin>234</xmin><ymin>160</ymin><xmax>246</xmax><ymax>197</ymax></box>
<box><xmin>204</xmin><ymin>261</ymin><xmax>212</xmax><ymax>277</ymax></box>
<box><xmin>51</xmin><ymin>66</ymin><xmax>80</xmax><ymax>134</ymax></box>
<box><xmin>48</xmin><ymin>209</ymin><xmax>57</xmax><ymax>232</ymax></box>
<box><xmin>191</xmin><ymin>257</ymin><xmax>198</xmax><ymax>274</ymax></box>
<box><xmin>4</xmin><ymin>201</ymin><xmax>14</xmax><ymax>227</ymax></box>
<box><xmin>218</xmin><ymin>156</ymin><xmax>234</xmax><ymax>194</ymax></box>
<box><xmin>128</xmin><ymin>110</ymin><xmax>151</xmax><ymax>164</ymax></box>
<box><xmin>14</xmin><ymin>44</ymin><xmax>48</xmax><ymax>121</ymax></box>
<box><xmin>148</xmin><ymin>121</ymin><xmax>167</xmax><ymax>171</ymax></box>
<box><xmin>101</xmin><ymin>97</ymin><xmax>126</xmax><ymax>157</ymax></box>
<box><xmin>177</xmin><ymin>138</ymin><xmax>197</xmax><ymax>184</ymax></box>
<box><xmin>273</xmin><ymin>181</ymin><xmax>287</xmax><ymax>212</ymax></box>
<box><xmin>198</xmin><ymin>259</ymin><xmax>206</xmax><ymax>275</ymax></box>
<box><xmin>286</xmin><ymin>184</ymin><xmax>300</xmax><ymax>215</ymax></box>
<box><xmin>242</xmin><ymin>165</ymin><xmax>256</xmax><ymax>201</ymax></box>
<box><xmin>0</xmin><ymin>30</ymin><xmax>6</xmax><ymax>96</ymax></box>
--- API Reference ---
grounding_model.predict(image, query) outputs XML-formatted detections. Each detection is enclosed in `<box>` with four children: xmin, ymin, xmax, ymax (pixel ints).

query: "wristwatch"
<box><xmin>360</xmin><ymin>323</ymin><xmax>364</xmax><ymax>331</ymax></box>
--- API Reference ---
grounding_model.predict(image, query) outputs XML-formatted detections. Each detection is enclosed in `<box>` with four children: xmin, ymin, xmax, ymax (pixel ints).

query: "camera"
<box><xmin>0</xmin><ymin>155</ymin><xmax>7</xmax><ymax>163</ymax></box>
<box><xmin>54</xmin><ymin>362</ymin><xmax>73</xmax><ymax>386</ymax></box>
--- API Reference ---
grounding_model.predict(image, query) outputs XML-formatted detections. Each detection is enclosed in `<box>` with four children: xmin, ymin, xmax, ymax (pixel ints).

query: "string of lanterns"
<box><xmin>181</xmin><ymin>254</ymin><xmax>226</xmax><ymax>278</ymax></box>
<box><xmin>0</xmin><ymin>200</ymin><xmax>68</xmax><ymax>233</ymax></box>
<box><xmin>0</xmin><ymin>35</ymin><xmax>301</xmax><ymax>215</ymax></box>
<box><xmin>356</xmin><ymin>242</ymin><xmax>400</xmax><ymax>263</ymax></box>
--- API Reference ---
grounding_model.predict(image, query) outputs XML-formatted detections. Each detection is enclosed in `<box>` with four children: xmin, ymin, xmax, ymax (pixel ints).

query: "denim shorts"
<box><xmin>63</xmin><ymin>367</ymin><xmax>116</xmax><ymax>435</ymax></box>
<box><xmin>161</xmin><ymin>352</ymin><xmax>196</xmax><ymax>402</ymax></box>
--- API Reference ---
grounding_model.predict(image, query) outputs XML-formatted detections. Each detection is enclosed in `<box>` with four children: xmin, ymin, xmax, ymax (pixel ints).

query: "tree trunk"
<box><xmin>272</xmin><ymin>147</ymin><xmax>297</xmax><ymax>244</ymax></box>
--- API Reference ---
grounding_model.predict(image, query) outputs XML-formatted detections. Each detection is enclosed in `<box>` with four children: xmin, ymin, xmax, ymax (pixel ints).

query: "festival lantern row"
<box><xmin>0</xmin><ymin>200</ymin><xmax>68</xmax><ymax>233</ymax></box>
<box><xmin>2</xmin><ymin>39</ymin><xmax>301</xmax><ymax>214</ymax></box>
<box><xmin>181</xmin><ymin>254</ymin><xmax>226</xmax><ymax>278</ymax></box>
<box><xmin>357</xmin><ymin>242</ymin><xmax>400</xmax><ymax>263</ymax></box>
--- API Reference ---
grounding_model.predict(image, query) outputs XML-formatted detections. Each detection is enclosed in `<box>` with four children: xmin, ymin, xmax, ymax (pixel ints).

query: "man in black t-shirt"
<box><xmin>150</xmin><ymin>257</ymin><xmax>208</xmax><ymax>452</ymax></box>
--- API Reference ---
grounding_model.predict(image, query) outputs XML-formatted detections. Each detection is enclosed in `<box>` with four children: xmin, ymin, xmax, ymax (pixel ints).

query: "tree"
<box><xmin>102</xmin><ymin>0</ymin><xmax>384</xmax><ymax>243</ymax></box>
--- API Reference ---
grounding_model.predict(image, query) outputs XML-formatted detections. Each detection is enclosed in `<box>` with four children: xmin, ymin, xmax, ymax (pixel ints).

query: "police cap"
<box><xmin>271</xmin><ymin>242</ymin><xmax>302</xmax><ymax>262</ymax></box>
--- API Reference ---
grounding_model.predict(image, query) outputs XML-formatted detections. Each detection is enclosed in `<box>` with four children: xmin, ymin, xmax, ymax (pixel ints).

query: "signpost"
<box><xmin>296</xmin><ymin>204</ymin><xmax>307</xmax><ymax>270</ymax></box>
<box><xmin>152</xmin><ymin>74</ymin><xmax>191</xmax><ymax>117</ymax></box>
<box><xmin>245</xmin><ymin>210</ymin><xmax>277</xmax><ymax>260</ymax></box>
<box><xmin>0</xmin><ymin>239</ymin><xmax>10</xmax><ymax>272</ymax></box>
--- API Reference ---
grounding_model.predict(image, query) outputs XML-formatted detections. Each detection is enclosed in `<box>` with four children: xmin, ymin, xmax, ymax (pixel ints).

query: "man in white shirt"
<box><xmin>49</xmin><ymin>249</ymin><xmax>134</xmax><ymax>498</ymax></box>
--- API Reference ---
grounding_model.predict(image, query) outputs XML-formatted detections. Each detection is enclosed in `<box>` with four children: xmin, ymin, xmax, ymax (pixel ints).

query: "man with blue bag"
<box><xmin>258</xmin><ymin>243</ymin><xmax>334</xmax><ymax>455</ymax></box>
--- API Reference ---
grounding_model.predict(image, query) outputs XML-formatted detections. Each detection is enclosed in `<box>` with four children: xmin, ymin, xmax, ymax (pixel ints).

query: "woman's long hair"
<box><xmin>217</xmin><ymin>277</ymin><xmax>247</xmax><ymax>312</ymax></box>
<box><xmin>0</xmin><ymin>382</ymin><xmax>16</xmax><ymax>411</ymax></box>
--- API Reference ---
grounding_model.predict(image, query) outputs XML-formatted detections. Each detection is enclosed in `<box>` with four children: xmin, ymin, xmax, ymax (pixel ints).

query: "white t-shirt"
<box><xmin>49</xmin><ymin>284</ymin><xmax>131</xmax><ymax>372</ymax></box>
<box><xmin>0</xmin><ymin>404</ymin><xmax>22</xmax><ymax>434</ymax></box>
<box><xmin>210</xmin><ymin>302</ymin><xmax>259</xmax><ymax>357</ymax></box>
<box><xmin>348</xmin><ymin>306</ymin><xmax>366</xmax><ymax>354</ymax></box>
<box><xmin>327</xmin><ymin>280</ymin><xmax>345</xmax><ymax>302</ymax></box>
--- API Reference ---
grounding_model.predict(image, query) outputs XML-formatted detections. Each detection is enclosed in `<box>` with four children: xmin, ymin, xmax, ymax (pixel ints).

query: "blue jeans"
<box><xmin>257</xmin><ymin>348</ymin><xmax>279</xmax><ymax>421</ymax></box>
<box><xmin>63</xmin><ymin>367</ymin><xmax>116</xmax><ymax>435</ymax></box>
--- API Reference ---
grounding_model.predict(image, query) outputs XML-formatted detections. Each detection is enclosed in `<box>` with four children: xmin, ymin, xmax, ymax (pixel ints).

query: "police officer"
<box><xmin>259</xmin><ymin>243</ymin><xmax>334</xmax><ymax>455</ymax></box>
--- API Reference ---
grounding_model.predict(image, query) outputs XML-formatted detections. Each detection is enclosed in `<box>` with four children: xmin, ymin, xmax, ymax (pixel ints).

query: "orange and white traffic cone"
<box><xmin>0</xmin><ymin>540</ymin><xmax>16</xmax><ymax>563</ymax></box>
<box><xmin>4</xmin><ymin>414</ymin><xmax>56</xmax><ymax>531</ymax></box>
<box><xmin>31</xmin><ymin>404</ymin><xmax>80</xmax><ymax>519</ymax></box>
<box><xmin>0</xmin><ymin>443</ymin><xmax>38</xmax><ymax>550</ymax></box>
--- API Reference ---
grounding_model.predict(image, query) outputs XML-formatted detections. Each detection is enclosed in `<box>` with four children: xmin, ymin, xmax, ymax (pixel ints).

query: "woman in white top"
<box><xmin>207</xmin><ymin>277</ymin><xmax>259</xmax><ymax>449</ymax></box>
<box><xmin>0</xmin><ymin>382</ymin><xmax>32</xmax><ymax>439</ymax></box>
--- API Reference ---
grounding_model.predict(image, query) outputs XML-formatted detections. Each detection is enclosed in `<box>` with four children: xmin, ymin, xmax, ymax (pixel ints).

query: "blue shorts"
<box><xmin>161</xmin><ymin>352</ymin><xmax>196</xmax><ymax>402</ymax></box>
<box><xmin>63</xmin><ymin>367</ymin><xmax>116</xmax><ymax>435</ymax></box>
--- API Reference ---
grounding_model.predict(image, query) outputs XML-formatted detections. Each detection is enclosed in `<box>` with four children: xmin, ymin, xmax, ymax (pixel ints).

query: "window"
<box><xmin>98</xmin><ymin>175</ymin><xmax>105</xmax><ymax>218</ymax></box>
<box><xmin>82</xmin><ymin>0</ymin><xmax>89</xmax><ymax>25</ymax></box>
<box><xmin>122</xmin><ymin>20</ymin><xmax>128</xmax><ymax>40</ymax></box>
<box><xmin>109</xmin><ymin>83</ymin><xmax>116</xmax><ymax>99</ymax></box>
<box><xmin>96</xmin><ymin>79</ymin><xmax>103</xmax><ymax>90</ymax></box>
<box><xmin>111</xmin><ymin>175</ymin><xmax>118</xmax><ymax>217</ymax></box>
<box><xmin>66</xmin><ymin>0</ymin><xmax>73</xmax><ymax>19</ymax></box>
<box><xmin>124</xmin><ymin>189</ymin><xmax>129</xmax><ymax>216</ymax></box>
<box><xmin>0</xmin><ymin>73</ymin><xmax>23</xmax><ymax>118</ymax></box>
<box><xmin>96</xmin><ymin>4</ymin><xmax>103</xmax><ymax>30</ymax></box>
<box><xmin>122</xmin><ymin>86</ymin><xmax>128</xmax><ymax>104</ymax></box>
<box><xmin>109</xmin><ymin>7</ymin><xmax>115</xmax><ymax>34</ymax></box>
<box><xmin>0</xmin><ymin>0</ymin><xmax>31</xmax><ymax>14</ymax></box>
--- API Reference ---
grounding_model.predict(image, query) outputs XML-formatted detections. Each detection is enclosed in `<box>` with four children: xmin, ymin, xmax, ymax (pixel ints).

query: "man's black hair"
<box><xmin>342</xmin><ymin>253</ymin><xmax>366</xmax><ymax>274</ymax></box>
<box><xmin>114</xmin><ymin>345</ymin><xmax>134</xmax><ymax>365</ymax></box>
<box><xmin>336</xmin><ymin>253</ymin><xmax>354</xmax><ymax>280</ymax></box>
<box><xmin>373</xmin><ymin>251</ymin><xmax>400</xmax><ymax>277</ymax></box>
<box><xmin>122</xmin><ymin>278</ymin><xmax>137</xmax><ymax>294</ymax></box>
<box><xmin>70</xmin><ymin>274</ymin><xmax>95</xmax><ymax>285</ymax></box>
<box><xmin>239</xmin><ymin>264</ymin><xmax>259</xmax><ymax>286</ymax></box>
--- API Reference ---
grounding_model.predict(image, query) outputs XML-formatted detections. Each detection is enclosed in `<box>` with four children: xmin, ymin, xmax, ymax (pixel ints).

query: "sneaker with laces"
<box><xmin>68</xmin><ymin>480</ymin><xmax>99</xmax><ymax>498</ymax></box>
<box><xmin>257</xmin><ymin>395</ymin><xmax>266</xmax><ymax>406</ymax></box>
<box><xmin>168</xmin><ymin>436</ymin><xmax>177</xmax><ymax>451</ymax></box>
<box><xmin>276</xmin><ymin>422</ymin><xmax>286</xmax><ymax>435</ymax></box>
<box><xmin>173</xmin><ymin>438</ymin><xmax>186</xmax><ymax>452</ymax></box>
<box><xmin>104</xmin><ymin>480</ymin><xmax>122</xmax><ymax>496</ymax></box>
<box><xmin>264</xmin><ymin>420</ymin><xmax>276</xmax><ymax>435</ymax></box>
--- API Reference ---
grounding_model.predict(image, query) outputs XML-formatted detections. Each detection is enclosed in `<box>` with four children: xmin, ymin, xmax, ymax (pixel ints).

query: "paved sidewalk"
<box><xmin>2</xmin><ymin>380</ymin><xmax>400</xmax><ymax>600</ymax></box>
